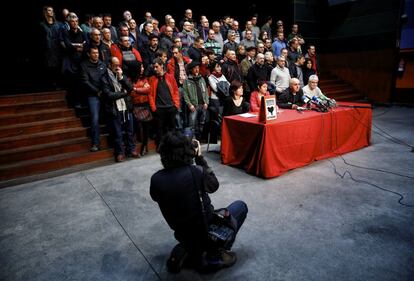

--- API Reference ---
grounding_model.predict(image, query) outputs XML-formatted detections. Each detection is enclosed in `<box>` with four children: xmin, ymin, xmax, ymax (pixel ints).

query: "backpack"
<box><xmin>215</xmin><ymin>81</ymin><xmax>230</xmax><ymax>101</ymax></box>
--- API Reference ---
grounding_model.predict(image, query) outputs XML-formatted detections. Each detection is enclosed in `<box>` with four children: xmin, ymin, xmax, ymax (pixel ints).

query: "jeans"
<box><xmin>88</xmin><ymin>96</ymin><xmax>100</xmax><ymax>146</ymax></box>
<box><xmin>111</xmin><ymin>111</ymin><xmax>135</xmax><ymax>156</ymax></box>
<box><xmin>227</xmin><ymin>200</ymin><xmax>248</xmax><ymax>234</ymax></box>
<box><xmin>188</xmin><ymin>105</ymin><xmax>207</xmax><ymax>139</ymax></box>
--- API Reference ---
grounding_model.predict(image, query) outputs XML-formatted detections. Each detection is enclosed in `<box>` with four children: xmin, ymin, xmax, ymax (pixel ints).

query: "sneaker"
<box><xmin>166</xmin><ymin>243</ymin><xmax>188</xmax><ymax>273</ymax></box>
<box><xmin>198</xmin><ymin>249</ymin><xmax>237</xmax><ymax>273</ymax></box>
<box><xmin>90</xmin><ymin>145</ymin><xmax>100</xmax><ymax>152</ymax></box>
<box><xmin>115</xmin><ymin>154</ymin><xmax>125</xmax><ymax>162</ymax></box>
<box><xmin>127</xmin><ymin>150</ymin><xmax>140</xmax><ymax>158</ymax></box>
<box><xmin>219</xmin><ymin>249</ymin><xmax>237</xmax><ymax>268</ymax></box>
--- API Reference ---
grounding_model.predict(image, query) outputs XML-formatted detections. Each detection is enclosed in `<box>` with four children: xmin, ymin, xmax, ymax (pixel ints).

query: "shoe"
<box><xmin>140</xmin><ymin>145</ymin><xmax>148</xmax><ymax>156</ymax></box>
<box><xmin>128</xmin><ymin>150</ymin><xmax>140</xmax><ymax>158</ymax></box>
<box><xmin>218</xmin><ymin>249</ymin><xmax>237</xmax><ymax>268</ymax></box>
<box><xmin>166</xmin><ymin>243</ymin><xmax>188</xmax><ymax>273</ymax></box>
<box><xmin>90</xmin><ymin>145</ymin><xmax>100</xmax><ymax>152</ymax></box>
<box><xmin>115</xmin><ymin>154</ymin><xmax>125</xmax><ymax>162</ymax></box>
<box><xmin>198</xmin><ymin>249</ymin><xmax>237</xmax><ymax>273</ymax></box>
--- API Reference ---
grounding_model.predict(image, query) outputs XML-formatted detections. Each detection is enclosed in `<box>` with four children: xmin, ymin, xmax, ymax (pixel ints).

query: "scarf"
<box><xmin>211</xmin><ymin>71</ymin><xmax>222</xmax><ymax>78</ymax></box>
<box><xmin>107</xmin><ymin>69</ymin><xmax>128</xmax><ymax>121</ymax></box>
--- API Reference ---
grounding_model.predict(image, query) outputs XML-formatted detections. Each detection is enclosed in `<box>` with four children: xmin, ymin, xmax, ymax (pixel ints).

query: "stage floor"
<box><xmin>1</xmin><ymin>106</ymin><xmax>413</xmax><ymax>281</ymax></box>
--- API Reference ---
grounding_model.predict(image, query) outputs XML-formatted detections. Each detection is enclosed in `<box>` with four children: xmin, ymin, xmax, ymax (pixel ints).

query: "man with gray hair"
<box><xmin>270</xmin><ymin>56</ymin><xmax>291</xmax><ymax>95</ymax></box>
<box><xmin>223</xmin><ymin>30</ymin><xmax>238</xmax><ymax>55</ymax></box>
<box><xmin>302</xmin><ymin>75</ymin><xmax>334</xmax><ymax>103</ymax></box>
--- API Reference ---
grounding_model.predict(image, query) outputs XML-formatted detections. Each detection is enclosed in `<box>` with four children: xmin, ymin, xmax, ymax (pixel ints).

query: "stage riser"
<box><xmin>0</xmin><ymin>91</ymin><xmax>116</xmax><ymax>183</ymax></box>
<box><xmin>0</xmin><ymin>136</ymin><xmax>109</xmax><ymax>164</ymax></box>
<box><xmin>0</xmin><ymin>100</ymin><xmax>68</xmax><ymax>116</ymax></box>
<box><xmin>0</xmin><ymin>118</ymin><xmax>82</xmax><ymax>138</ymax></box>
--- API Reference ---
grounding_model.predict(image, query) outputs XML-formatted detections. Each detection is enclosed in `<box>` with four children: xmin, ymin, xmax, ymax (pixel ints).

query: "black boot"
<box><xmin>140</xmin><ymin>144</ymin><xmax>148</xmax><ymax>156</ymax></box>
<box><xmin>166</xmin><ymin>243</ymin><xmax>188</xmax><ymax>273</ymax></box>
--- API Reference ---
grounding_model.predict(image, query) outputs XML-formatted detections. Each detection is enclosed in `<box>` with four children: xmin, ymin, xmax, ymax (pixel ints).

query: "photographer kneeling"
<box><xmin>150</xmin><ymin>130</ymin><xmax>248</xmax><ymax>273</ymax></box>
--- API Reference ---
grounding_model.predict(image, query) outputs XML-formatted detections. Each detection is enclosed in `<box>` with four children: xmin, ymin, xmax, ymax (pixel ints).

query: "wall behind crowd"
<box><xmin>2</xmin><ymin>0</ymin><xmax>291</xmax><ymax>94</ymax></box>
<box><xmin>2</xmin><ymin>0</ymin><xmax>404</xmax><ymax>103</ymax></box>
<box><xmin>317</xmin><ymin>0</ymin><xmax>402</xmax><ymax>103</ymax></box>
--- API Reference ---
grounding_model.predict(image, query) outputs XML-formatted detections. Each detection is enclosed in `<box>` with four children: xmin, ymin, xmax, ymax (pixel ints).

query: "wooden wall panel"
<box><xmin>320</xmin><ymin>49</ymin><xmax>394</xmax><ymax>103</ymax></box>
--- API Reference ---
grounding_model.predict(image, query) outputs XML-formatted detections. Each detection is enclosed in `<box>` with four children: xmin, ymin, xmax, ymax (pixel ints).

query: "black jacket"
<box><xmin>150</xmin><ymin>156</ymin><xmax>219</xmax><ymax>252</ymax></box>
<box><xmin>277</xmin><ymin>88</ymin><xmax>305</xmax><ymax>109</ymax></box>
<box><xmin>247</xmin><ymin>63</ymin><xmax>269</xmax><ymax>92</ymax></box>
<box><xmin>101</xmin><ymin>71</ymin><xmax>133</xmax><ymax>116</ymax></box>
<box><xmin>80</xmin><ymin>59</ymin><xmax>106</xmax><ymax>96</ymax></box>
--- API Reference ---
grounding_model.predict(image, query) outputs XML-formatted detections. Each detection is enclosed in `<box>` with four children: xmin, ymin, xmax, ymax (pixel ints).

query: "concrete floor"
<box><xmin>1</xmin><ymin>106</ymin><xmax>413</xmax><ymax>281</ymax></box>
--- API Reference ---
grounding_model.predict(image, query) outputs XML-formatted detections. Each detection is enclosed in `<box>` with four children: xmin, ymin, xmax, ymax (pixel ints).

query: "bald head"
<box><xmin>289</xmin><ymin>78</ymin><xmax>301</xmax><ymax>93</ymax></box>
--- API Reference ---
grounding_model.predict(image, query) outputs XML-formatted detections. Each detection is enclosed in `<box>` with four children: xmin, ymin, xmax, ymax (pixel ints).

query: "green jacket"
<box><xmin>183</xmin><ymin>75</ymin><xmax>209</xmax><ymax>107</ymax></box>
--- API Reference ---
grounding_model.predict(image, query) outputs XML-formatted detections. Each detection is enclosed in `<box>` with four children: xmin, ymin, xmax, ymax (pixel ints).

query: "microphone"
<box><xmin>311</xmin><ymin>96</ymin><xmax>325</xmax><ymax>107</ymax></box>
<box><xmin>302</xmin><ymin>95</ymin><xmax>312</xmax><ymax>109</ymax></box>
<box><xmin>311</xmin><ymin>96</ymin><xmax>328</xmax><ymax>112</ymax></box>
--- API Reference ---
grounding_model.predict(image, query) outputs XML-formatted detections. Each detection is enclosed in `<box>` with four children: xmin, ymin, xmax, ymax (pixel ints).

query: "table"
<box><xmin>221</xmin><ymin>102</ymin><xmax>372</xmax><ymax>178</ymax></box>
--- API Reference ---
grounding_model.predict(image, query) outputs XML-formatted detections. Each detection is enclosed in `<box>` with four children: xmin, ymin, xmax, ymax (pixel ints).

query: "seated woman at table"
<box><xmin>249</xmin><ymin>79</ymin><xmax>271</xmax><ymax>113</ymax></box>
<box><xmin>222</xmin><ymin>80</ymin><xmax>250</xmax><ymax>116</ymax></box>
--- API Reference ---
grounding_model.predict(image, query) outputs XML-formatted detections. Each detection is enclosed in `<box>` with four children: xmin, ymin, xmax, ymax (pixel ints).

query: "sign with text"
<box><xmin>259</xmin><ymin>95</ymin><xmax>277</xmax><ymax>123</ymax></box>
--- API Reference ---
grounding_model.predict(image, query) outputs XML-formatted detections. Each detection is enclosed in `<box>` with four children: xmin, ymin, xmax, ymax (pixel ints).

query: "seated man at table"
<box><xmin>277</xmin><ymin>78</ymin><xmax>305</xmax><ymax>109</ymax></box>
<box><xmin>302</xmin><ymin>74</ymin><xmax>335</xmax><ymax>104</ymax></box>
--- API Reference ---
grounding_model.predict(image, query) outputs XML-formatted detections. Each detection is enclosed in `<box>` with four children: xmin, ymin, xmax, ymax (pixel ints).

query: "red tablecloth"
<box><xmin>221</xmin><ymin>102</ymin><xmax>372</xmax><ymax>178</ymax></box>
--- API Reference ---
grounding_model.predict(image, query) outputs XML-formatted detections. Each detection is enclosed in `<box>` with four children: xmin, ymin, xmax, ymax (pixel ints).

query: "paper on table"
<box><xmin>239</xmin><ymin>112</ymin><xmax>258</xmax><ymax>118</ymax></box>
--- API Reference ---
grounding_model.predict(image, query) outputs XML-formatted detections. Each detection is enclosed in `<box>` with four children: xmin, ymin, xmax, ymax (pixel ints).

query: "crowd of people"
<box><xmin>39</xmin><ymin>6</ymin><xmax>338</xmax><ymax>273</ymax></box>
<box><xmin>40</xmin><ymin>6</ymin><xmax>332</xmax><ymax>162</ymax></box>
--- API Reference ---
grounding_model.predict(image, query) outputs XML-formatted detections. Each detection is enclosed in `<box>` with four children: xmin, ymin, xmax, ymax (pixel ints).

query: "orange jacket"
<box><xmin>148</xmin><ymin>73</ymin><xmax>180</xmax><ymax>112</ymax></box>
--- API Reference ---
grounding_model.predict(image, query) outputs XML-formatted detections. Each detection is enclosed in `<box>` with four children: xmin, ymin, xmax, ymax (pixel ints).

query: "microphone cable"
<box><xmin>327</xmin><ymin>107</ymin><xmax>414</xmax><ymax>207</ymax></box>
<box><xmin>84</xmin><ymin>174</ymin><xmax>164</xmax><ymax>281</ymax></box>
<box><xmin>372</xmin><ymin>106</ymin><xmax>391</xmax><ymax>118</ymax></box>
<box><xmin>327</xmin><ymin>158</ymin><xmax>414</xmax><ymax>207</ymax></box>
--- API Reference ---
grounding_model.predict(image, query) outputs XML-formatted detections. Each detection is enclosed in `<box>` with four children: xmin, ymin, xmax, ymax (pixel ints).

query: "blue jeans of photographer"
<box><xmin>226</xmin><ymin>200</ymin><xmax>248</xmax><ymax>234</ymax></box>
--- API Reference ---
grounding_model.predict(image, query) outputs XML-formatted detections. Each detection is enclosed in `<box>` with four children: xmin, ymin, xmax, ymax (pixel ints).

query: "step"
<box><xmin>0</xmin><ymin>91</ymin><xmax>66</xmax><ymax>105</ymax></box>
<box><xmin>324</xmin><ymin>88</ymin><xmax>356</xmax><ymax>95</ymax></box>
<box><xmin>0</xmin><ymin>108</ymin><xmax>75</xmax><ymax>126</ymax></box>
<box><xmin>0</xmin><ymin>127</ymin><xmax>87</xmax><ymax>151</ymax></box>
<box><xmin>0</xmin><ymin>99</ymin><xmax>68</xmax><ymax>116</ymax></box>
<box><xmin>0</xmin><ymin>135</ymin><xmax>109</xmax><ymax>164</ymax></box>
<box><xmin>0</xmin><ymin>149</ymin><xmax>114</xmax><ymax>181</ymax></box>
<box><xmin>321</xmin><ymin>84</ymin><xmax>351</xmax><ymax>91</ymax></box>
<box><xmin>0</xmin><ymin>117</ymin><xmax>82</xmax><ymax>138</ymax></box>
<box><xmin>319</xmin><ymin>74</ymin><xmax>338</xmax><ymax>80</ymax></box>
<box><xmin>333</xmin><ymin>93</ymin><xmax>365</xmax><ymax>101</ymax></box>
<box><xmin>319</xmin><ymin>78</ymin><xmax>342</xmax><ymax>84</ymax></box>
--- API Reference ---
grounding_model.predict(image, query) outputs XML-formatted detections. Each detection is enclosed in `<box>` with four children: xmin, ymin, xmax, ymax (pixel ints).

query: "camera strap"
<box><xmin>188</xmin><ymin>165</ymin><xmax>211</xmax><ymax>236</ymax></box>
